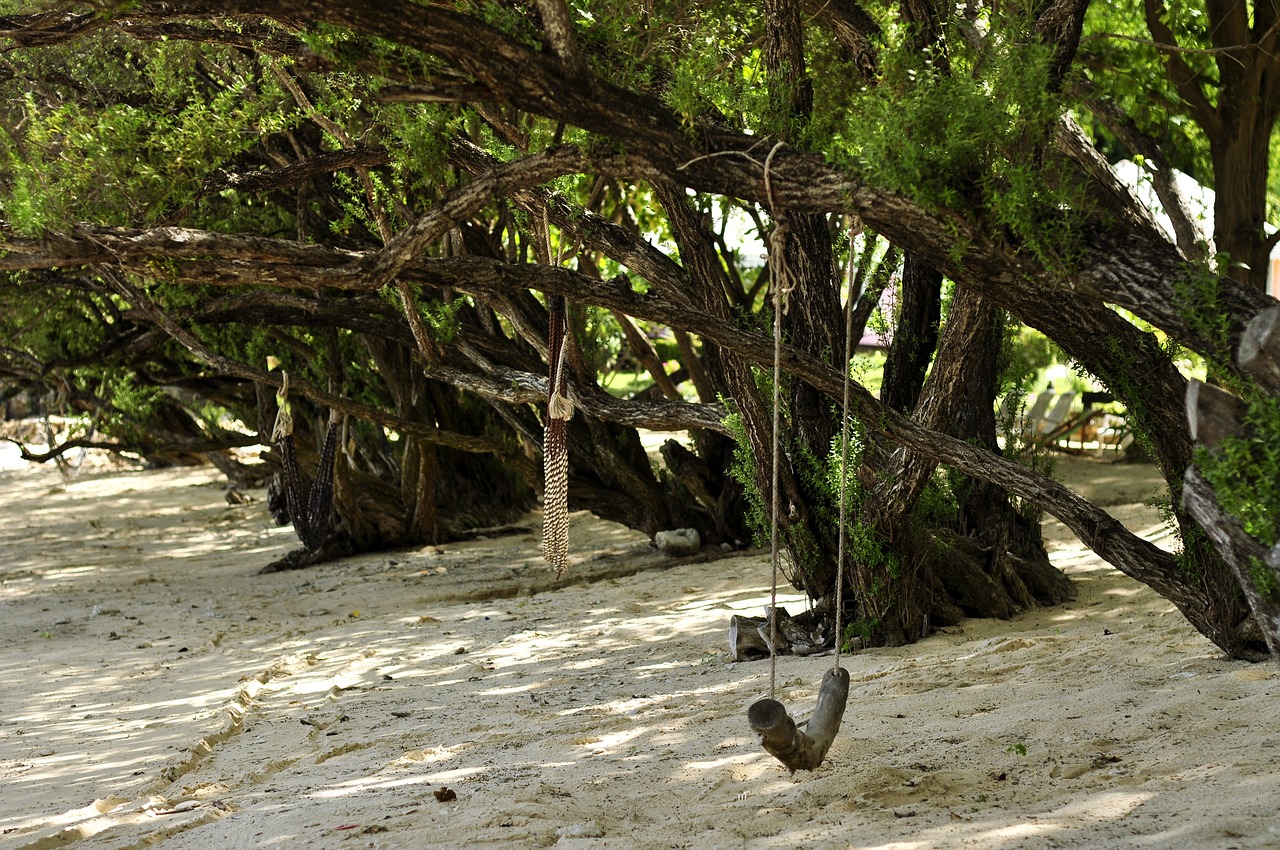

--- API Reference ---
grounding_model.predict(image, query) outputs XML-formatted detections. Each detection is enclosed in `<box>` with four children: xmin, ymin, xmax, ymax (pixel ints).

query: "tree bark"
<box><xmin>881</xmin><ymin>254</ymin><xmax>941</xmax><ymax>414</ymax></box>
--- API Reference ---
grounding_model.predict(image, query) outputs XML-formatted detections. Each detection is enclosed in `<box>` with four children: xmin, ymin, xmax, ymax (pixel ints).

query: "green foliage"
<box><xmin>726</xmin><ymin>375</ymin><xmax>908</xmax><ymax>615</ymax></box>
<box><xmin>843</xmin><ymin>617</ymin><xmax>878</xmax><ymax>651</ymax></box>
<box><xmin>1270</xmin><ymin>132</ymin><xmax>1280</xmax><ymax>224</ymax></box>
<box><xmin>1249</xmin><ymin>555</ymin><xmax>1280</xmax><ymax>599</ymax></box>
<box><xmin>1077</xmin><ymin>1</ymin><xmax>1213</xmax><ymax>182</ymax></box>
<box><xmin>1001</xmin><ymin>324</ymin><xmax>1059</xmax><ymax>397</ymax></box>
<box><xmin>422</xmin><ymin>296</ymin><xmax>467</xmax><ymax>344</ymax></box>
<box><xmin>819</xmin><ymin>17</ymin><xmax>1082</xmax><ymax>271</ymax></box>
<box><xmin>1194</xmin><ymin>386</ymin><xmax>1280</xmax><ymax>602</ymax></box>
<box><xmin>914</xmin><ymin>472</ymin><xmax>958</xmax><ymax>529</ymax></box>
<box><xmin>991</xmin><ymin>318</ymin><xmax>1058</xmax><ymax>525</ymax></box>
<box><xmin>850</xmin><ymin>351</ymin><xmax>887</xmax><ymax>398</ymax></box>
<box><xmin>828</xmin><ymin>465</ymin><xmax>899</xmax><ymax>597</ymax></box>
<box><xmin>573</xmin><ymin>304</ymin><xmax>623</xmax><ymax>376</ymax></box>
<box><xmin>665</xmin><ymin>20</ymin><xmax>761</xmax><ymax>130</ymax></box>
<box><xmin>0</xmin><ymin>35</ymin><xmax>296</xmax><ymax>233</ymax></box>
<box><xmin>1195</xmin><ymin>393</ymin><xmax>1280</xmax><ymax>552</ymax></box>
<box><xmin>1171</xmin><ymin>259</ymin><xmax>1233</xmax><ymax>365</ymax></box>
<box><xmin>724</xmin><ymin>404</ymin><xmax>770</xmax><ymax>547</ymax></box>
<box><xmin>381</xmin><ymin>101</ymin><xmax>462</xmax><ymax>203</ymax></box>
<box><xmin>97</xmin><ymin>373</ymin><xmax>169</xmax><ymax>436</ymax></box>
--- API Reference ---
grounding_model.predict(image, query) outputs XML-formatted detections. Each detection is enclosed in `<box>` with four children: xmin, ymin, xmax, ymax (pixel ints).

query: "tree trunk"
<box><xmin>1212</xmin><ymin>117</ymin><xmax>1275</xmax><ymax>294</ymax></box>
<box><xmin>881</xmin><ymin>253</ymin><xmax>942</xmax><ymax>414</ymax></box>
<box><xmin>1184</xmin><ymin>375</ymin><xmax>1280</xmax><ymax>664</ymax></box>
<box><xmin>946</xmin><ymin>297</ymin><xmax>1074</xmax><ymax>608</ymax></box>
<box><xmin>846</xmin><ymin>286</ymin><xmax>1073</xmax><ymax>646</ymax></box>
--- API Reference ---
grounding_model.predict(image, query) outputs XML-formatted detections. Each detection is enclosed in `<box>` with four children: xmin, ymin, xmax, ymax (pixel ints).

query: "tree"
<box><xmin>0</xmin><ymin>1</ymin><xmax>1276</xmax><ymax>659</ymax></box>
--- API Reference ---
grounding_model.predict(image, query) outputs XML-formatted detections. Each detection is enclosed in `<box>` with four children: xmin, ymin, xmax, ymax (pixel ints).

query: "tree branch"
<box><xmin>358</xmin><ymin>144</ymin><xmax>586</xmax><ymax>289</ymax></box>
<box><xmin>533</xmin><ymin>0</ymin><xmax>584</xmax><ymax>72</ymax></box>
<box><xmin>7</xmin><ymin>432</ymin><xmax>260</xmax><ymax>464</ymax></box>
<box><xmin>1076</xmin><ymin>85</ymin><xmax>1210</xmax><ymax>263</ymax></box>
<box><xmin>164</xmin><ymin>146</ymin><xmax>391</xmax><ymax>224</ymax></box>
<box><xmin>1142</xmin><ymin>0</ymin><xmax>1222</xmax><ymax>135</ymax></box>
<box><xmin>102</xmin><ymin>270</ymin><xmax>510</xmax><ymax>455</ymax></box>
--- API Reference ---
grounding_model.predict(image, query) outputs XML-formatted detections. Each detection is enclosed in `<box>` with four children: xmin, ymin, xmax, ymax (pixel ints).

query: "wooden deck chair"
<box><xmin>1033</xmin><ymin>393</ymin><xmax>1076</xmax><ymax>441</ymax></box>
<box><xmin>1017</xmin><ymin>392</ymin><xmax>1055</xmax><ymax>434</ymax></box>
<box><xmin>995</xmin><ymin>392</ymin><xmax>1053</xmax><ymax>449</ymax></box>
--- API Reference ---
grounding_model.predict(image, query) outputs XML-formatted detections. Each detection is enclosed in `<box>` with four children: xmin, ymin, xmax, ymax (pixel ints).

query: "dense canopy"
<box><xmin>1</xmin><ymin>1</ymin><xmax>1279</xmax><ymax>660</ymax></box>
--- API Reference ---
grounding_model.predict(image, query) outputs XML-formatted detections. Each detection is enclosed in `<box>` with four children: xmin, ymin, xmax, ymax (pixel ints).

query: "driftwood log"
<box><xmin>729</xmin><ymin>607</ymin><xmax>834</xmax><ymax>661</ymax></box>
<box><xmin>748</xmin><ymin>666</ymin><xmax>850</xmax><ymax>773</ymax></box>
<box><xmin>1238</xmin><ymin>305</ymin><xmax>1280</xmax><ymax>393</ymax></box>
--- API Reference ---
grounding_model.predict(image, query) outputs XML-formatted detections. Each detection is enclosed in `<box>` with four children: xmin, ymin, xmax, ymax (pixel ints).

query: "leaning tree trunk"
<box><xmin>936</xmin><ymin>294</ymin><xmax>1075</xmax><ymax>617</ymax></box>
<box><xmin>1182</xmin><ymin>306</ymin><xmax>1280</xmax><ymax>664</ymax></box>
<box><xmin>846</xmin><ymin>284</ymin><xmax>1071</xmax><ymax>646</ymax></box>
<box><xmin>881</xmin><ymin>253</ymin><xmax>941</xmax><ymax>415</ymax></box>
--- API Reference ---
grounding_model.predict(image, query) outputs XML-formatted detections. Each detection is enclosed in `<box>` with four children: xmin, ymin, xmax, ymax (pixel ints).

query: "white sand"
<box><xmin>1</xmin><ymin>449</ymin><xmax>1277</xmax><ymax>850</ymax></box>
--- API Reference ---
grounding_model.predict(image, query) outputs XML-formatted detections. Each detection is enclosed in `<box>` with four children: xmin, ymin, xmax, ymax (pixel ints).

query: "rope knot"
<box><xmin>271</xmin><ymin>371</ymin><xmax>294</xmax><ymax>442</ymax></box>
<box><xmin>768</xmin><ymin>219</ymin><xmax>796</xmax><ymax>316</ymax></box>
<box><xmin>548</xmin><ymin>388</ymin><xmax>575</xmax><ymax>421</ymax></box>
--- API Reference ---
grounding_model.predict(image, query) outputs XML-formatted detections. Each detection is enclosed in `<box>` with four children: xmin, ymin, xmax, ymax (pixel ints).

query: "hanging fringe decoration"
<box><xmin>543</xmin><ymin>294</ymin><xmax>573</xmax><ymax>574</ymax></box>
<box><xmin>272</xmin><ymin>372</ymin><xmax>340</xmax><ymax>551</ymax></box>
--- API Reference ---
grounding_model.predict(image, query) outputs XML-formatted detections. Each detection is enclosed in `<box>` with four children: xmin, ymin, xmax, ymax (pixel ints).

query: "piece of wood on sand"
<box><xmin>748</xmin><ymin>666</ymin><xmax>850</xmax><ymax>773</ymax></box>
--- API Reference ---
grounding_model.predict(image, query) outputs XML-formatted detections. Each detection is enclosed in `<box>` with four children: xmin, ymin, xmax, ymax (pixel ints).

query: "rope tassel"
<box><xmin>543</xmin><ymin>295</ymin><xmax>573</xmax><ymax>574</ymax></box>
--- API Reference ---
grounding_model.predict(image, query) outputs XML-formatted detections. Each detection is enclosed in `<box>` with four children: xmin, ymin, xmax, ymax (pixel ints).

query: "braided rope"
<box><xmin>543</xmin><ymin>294</ymin><xmax>573</xmax><ymax>575</ymax></box>
<box><xmin>304</xmin><ymin>415</ymin><xmax>340</xmax><ymax>550</ymax></box>
<box><xmin>272</xmin><ymin>372</ymin><xmax>338</xmax><ymax>551</ymax></box>
<box><xmin>273</xmin><ymin>374</ymin><xmax>305</xmax><ymax>545</ymax></box>
<box><xmin>768</xmin><ymin>254</ymin><xmax>786</xmax><ymax>699</ymax></box>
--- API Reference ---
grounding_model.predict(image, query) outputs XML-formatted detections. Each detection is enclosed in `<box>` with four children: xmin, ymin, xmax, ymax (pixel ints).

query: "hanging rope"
<box><xmin>747</xmin><ymin>145</ymin><xmax>851</xmax><ymax>774</ymax></box>
<box><xmin>272</xmin><ymin>372</ymin><xmax>340</xmax><ymax>552</ymax></box>
<box><xmin>542</xmin><ymin>294</ymin><xmax>573</xmax><ymax>575</ymax></box>
<box><xmin>833</xmin><ymin>216</ymin><xmax>858</xmax><ymax>668</ymax></box>
<box><xmin>765</xmin><ymin>142</ymin><xmax>794</xmax><ymax>701</ymax></box>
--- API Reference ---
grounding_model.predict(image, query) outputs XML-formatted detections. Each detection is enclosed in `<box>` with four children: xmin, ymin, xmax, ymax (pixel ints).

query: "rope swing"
<box><xmin>747</xmin><ymin>152</ymin><xmax>851</xmax><ymax>773</ymax></box>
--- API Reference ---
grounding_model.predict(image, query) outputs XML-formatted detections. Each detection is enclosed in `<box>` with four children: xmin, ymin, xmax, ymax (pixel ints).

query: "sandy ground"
<box><xmin>1</xmin><ymin>442</ymin><xmax>1278</xmax><ymax>850</ymax></box>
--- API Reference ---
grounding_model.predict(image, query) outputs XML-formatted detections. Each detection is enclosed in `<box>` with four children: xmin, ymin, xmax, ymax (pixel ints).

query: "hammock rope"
<box><xmin>272</xmin><ymin>372</ymin><xmax>339</xmax><ymax>552</ymax></box>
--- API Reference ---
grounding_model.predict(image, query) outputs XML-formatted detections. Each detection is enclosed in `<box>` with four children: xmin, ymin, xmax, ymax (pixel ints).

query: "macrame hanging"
<box><xmin>746</xmin><ymin>163</ymin><xmax>851</xmax><ymax>774</ymax></box>
<box><xmin>272</xmin><ymin>372</ymin><xmax>340</xmax><ymax>552</ymax></box>
<box><xmin>542</xmin><ymin>294</ymin><xmax>573</xmax><ymax>575</ymax></box>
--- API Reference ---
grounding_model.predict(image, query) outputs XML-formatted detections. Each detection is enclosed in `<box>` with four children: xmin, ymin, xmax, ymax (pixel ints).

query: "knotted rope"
<box><xmin>542</xmin><ymin>294</ymin><xmax>573</xmax><ymax>575</ymax></box>
<box><xmin>833</xmin><ymin>216</ymin><xmax>859</xmax><ymax>667</ymax></box>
